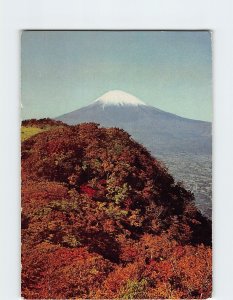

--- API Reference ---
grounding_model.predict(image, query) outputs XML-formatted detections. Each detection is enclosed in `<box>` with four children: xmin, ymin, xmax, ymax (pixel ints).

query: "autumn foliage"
<box><xmin>21</xmin><ymin>119</ymin><xmax>212</xmax><ymax>299</ymax></box>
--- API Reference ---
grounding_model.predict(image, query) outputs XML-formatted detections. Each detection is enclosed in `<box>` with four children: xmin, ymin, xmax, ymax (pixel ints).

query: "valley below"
<box><xmin>156</xmin><ymin>153</ymin><xmax>212</xmax><ymax>219</ymax></box>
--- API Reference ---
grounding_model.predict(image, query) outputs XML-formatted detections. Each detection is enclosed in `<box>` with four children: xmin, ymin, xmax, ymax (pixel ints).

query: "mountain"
<box><xmin>56</xmin><ymin>90</ymin><xmax>212</xmax><ymax>219</ymax></box>
<box><xmin>57</xmin><ymin>90</ymin><xmax>211</xmax><ymax>156</ymax></box>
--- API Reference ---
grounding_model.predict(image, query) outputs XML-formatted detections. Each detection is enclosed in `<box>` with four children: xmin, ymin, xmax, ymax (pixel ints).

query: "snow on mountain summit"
<box><xmin>94</xmin><ymin>90</ymin><xmax>146</xmax><ymax>107</ymax></box>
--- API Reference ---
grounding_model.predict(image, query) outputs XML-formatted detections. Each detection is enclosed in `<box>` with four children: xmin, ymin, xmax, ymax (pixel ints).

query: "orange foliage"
<box><xmin>21</xmin><ymin>120</ymin><xmax>212</xmax><ymax>299</ymax></box>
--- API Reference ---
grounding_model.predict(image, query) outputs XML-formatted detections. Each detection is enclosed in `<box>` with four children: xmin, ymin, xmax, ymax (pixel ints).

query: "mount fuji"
<box><xmin>57</xmin><ymin>90</ymin><xmax>211</xmax><ymax>156</ymax></box>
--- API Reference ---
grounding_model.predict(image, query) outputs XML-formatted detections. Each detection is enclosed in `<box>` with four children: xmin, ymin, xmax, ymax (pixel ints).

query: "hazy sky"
<box><xmin>21</xmin><ymin>31</ymin><xmax>212</xmax><ymax>121</ymax></box>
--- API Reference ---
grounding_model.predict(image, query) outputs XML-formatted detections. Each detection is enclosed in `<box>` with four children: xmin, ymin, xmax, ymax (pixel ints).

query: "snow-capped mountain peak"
<box><xmin>93</xmin><ymin>90</ymin><xmax>146</xmax><ymax>107</ymax></box>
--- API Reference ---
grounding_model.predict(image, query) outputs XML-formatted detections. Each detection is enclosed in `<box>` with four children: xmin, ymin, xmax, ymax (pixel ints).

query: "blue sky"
<box><xmin>21</xmin><ymin>31</ymin><xmax>212</xmax><ymax>121</ymax></box>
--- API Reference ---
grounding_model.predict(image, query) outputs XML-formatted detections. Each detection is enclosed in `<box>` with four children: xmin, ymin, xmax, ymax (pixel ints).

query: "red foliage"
<box><xmin>22</xmin><ymin>243</ymin><xmax>113</xmax><ymax>299</ymax></box>
<box><xmin>22</xmin><ymin>118</ymin><xmax>66</xmax><ymax>129</ymax></box>
<box><xmin>21</xmin><ymin>121</ymin><xmax>212</xmax><ymax>299</ymax></box>
<box><xmin>80</xmin><ymin>184</ymin><xmax>97</xmax><ymax>197</ymax></box>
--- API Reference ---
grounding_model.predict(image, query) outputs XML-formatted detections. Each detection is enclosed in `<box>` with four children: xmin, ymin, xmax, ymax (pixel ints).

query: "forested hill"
<box><xmin>21</xmin><ymin>119</ymin><xmax>212</xmax><ymax>299</ymax></box>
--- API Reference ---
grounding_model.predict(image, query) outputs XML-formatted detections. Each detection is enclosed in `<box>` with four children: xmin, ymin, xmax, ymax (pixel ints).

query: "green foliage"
<box><xmin>62</xmin><ymin>234</ymin><xmax>81</xmax><ymax>248</ymax></box>
<box><xmin>120</xmin><ymin>279</ymin><xmax>148</xmax><ymax>299</ymax></box>
<box><xmin>21</xmin><ymin>126</ymin><xmax>45</xmax><ymax>141</ymax></box>
<box><xmin>106</xmin><ymin>177</ymin><xmax>132</xmax><ymax>205</ymax></box>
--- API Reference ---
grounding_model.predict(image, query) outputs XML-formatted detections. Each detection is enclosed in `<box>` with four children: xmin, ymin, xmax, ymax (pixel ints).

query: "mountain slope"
<box><xmin>21</xmin><ymin>122</ymin><xmax>212</xmax><ymax>299</ymax></box>
<box><xmin>56</xmin><ymin>91</ymin><xmax>212</xmax><ymax>219</ymax></box>
<box><xmin>57</xmin><ymin>90</ymin><xmax>211</xmax><ymax>155</ymax></box>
